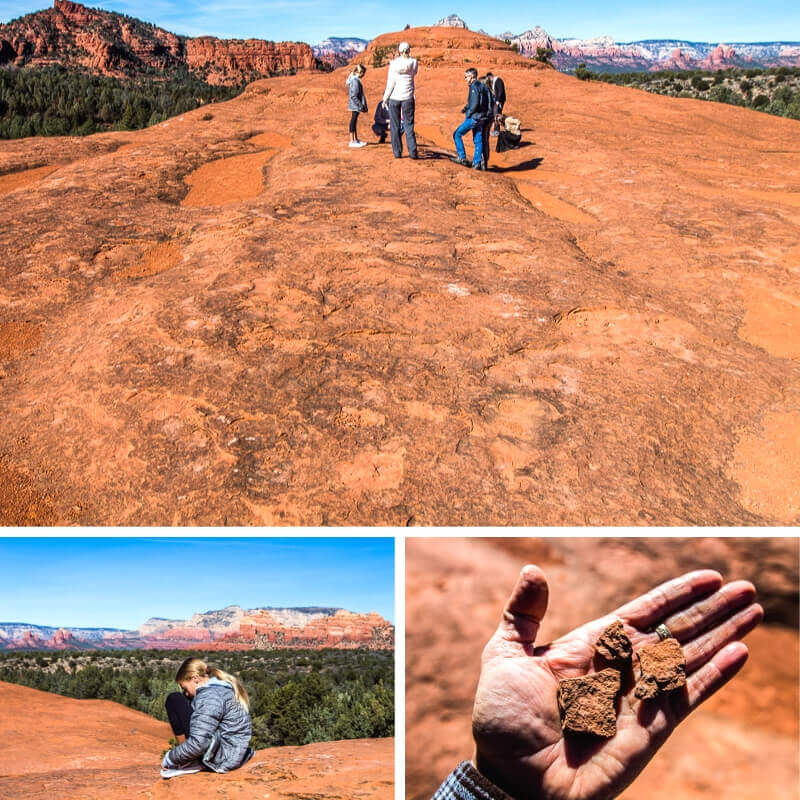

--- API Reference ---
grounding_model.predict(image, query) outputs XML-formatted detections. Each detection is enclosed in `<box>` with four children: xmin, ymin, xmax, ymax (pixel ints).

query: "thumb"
<box><xmin>485</xmin><ymin>565</ymin><xmax>549</xmax><ymax>659</ymax></box>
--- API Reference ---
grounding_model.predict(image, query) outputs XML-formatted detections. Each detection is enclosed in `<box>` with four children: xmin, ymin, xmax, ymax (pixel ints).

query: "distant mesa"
<box><xmin>0</xmin><ymin>606</ymin><xmax>394</xmax><ymax>651</ymax></box>
<box><xmin>312</xmin><ymin>36</ymin><xmax>369</xmax><ymax>68</ymax></box>
<box><xmin>501</xmin><ymin>25</ymin><xmax>800</xmax><ymax>72</ymax></box>
<box><xmin>0</xmin><ymin>0</ymin><xmax>317</xmax><ymax>84</ymax></box>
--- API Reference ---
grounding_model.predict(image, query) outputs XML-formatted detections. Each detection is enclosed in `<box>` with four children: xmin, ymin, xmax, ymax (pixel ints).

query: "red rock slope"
<box><xmin>406</xmin><ymin>538</ymin><xmax>799</xmax><ymax>800</ymax></box>
<box><xmin>0</xmin><ymin>27</ymin><xmax>799</xmax><ymax>525</ymax></box>
<box><xmin>0</xmin><ymin>681</ymin><xmax>393</xmax><ymax>799</ymax></box>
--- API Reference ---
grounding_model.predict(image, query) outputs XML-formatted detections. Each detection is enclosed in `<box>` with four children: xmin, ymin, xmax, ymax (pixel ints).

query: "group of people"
<box><xmin>345</xmin><ymin>42</ymin><xmax>508</xmax><ymax>170</ymax></box>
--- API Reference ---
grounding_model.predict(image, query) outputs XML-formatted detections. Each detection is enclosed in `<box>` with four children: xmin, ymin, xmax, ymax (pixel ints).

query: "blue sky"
<box><xmin>0</xmin><ymin>537</ymin><xmax>395</xmax><ymax>628</ymax></box>
<box><xmin>1</xmin><ymin>0</ymin><xmax>798</xmax><ymax>44</ymax></box>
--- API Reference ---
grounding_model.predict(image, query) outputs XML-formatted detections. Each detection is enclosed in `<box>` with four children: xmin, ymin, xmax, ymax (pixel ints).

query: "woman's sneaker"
<box><xmin>161</xmin><ymin>764</ymin><xmax>204</xmax><ymax>779</ymax></box>
<box><xmin>349</xmin><ymin>141</ymin><xmax>366</xmax><ymax>148</ymax></box>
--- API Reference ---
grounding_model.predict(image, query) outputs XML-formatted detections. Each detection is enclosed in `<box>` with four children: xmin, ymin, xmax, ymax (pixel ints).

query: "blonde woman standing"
<box><xmin>161</xmin><ymin>657</ymin><xmax>253</xmax><ymax>778</ymax></box>
<box><xmin>381</xmin><ymin>41</ymin><xmax>418</xmax><ymax>159</ymax></box>
<box><xmin>347</xmin><ymin>63</ymin><xmax>368</xmax><ymax>148</ymax></box>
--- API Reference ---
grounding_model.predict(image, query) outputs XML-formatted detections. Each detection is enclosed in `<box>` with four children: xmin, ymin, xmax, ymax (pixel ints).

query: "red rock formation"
<box><xmin>661</xmin><ymin>47</ymin><xmax>694</xmax><ymax>70</ymax></box>
<box><xmin>48</xmin><ymin>628</ymin><xmax>77</xmax><ymax>649</ymax></box>
<box><xmin>705</xmin><ymin>43</ymin><xmax>736</xmax><ymax>67</ymax></box>
<box><xmin>210</xmin><ymin>609</ymin><xmax>394</xmax><ymax>651</ymax></box>
<box><xmin>0</xmin><ymin>609</ymin><xmax>393</xmax><ymax>652</ymax></box>
<box><xmin>0</xmin><ymin>681</ymin><xmax>393</xmax><ymax>799</ymax></box>
<box><xmin>0</xmin><ymin>0</ymin><xmax>315</xmax><ymax>84</ymax></box>
<box><xmin>185</xmin><ymin>37</ymin><xmax>315</xmax><ymax>82</ymax></box>
<box><xmin>13</xmin><ymin>629</ymin><xmax>44</xmax><ymax>650</ymax></box>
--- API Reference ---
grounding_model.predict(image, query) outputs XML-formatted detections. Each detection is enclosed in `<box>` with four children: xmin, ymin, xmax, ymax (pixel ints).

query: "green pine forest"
<box><xmin>0</xmin><ymin>648</ymin><xmax>394</xmax><ymax>748</ymax></box>
<box><xmin>574</xmin><ymin>64</ymin><xmax>800</xmax><ymax>120</ymax></box>
<box><xmin>0</xmin><ymin>66</ymin><xmax>243</xmax><ymax>139</ymax></box>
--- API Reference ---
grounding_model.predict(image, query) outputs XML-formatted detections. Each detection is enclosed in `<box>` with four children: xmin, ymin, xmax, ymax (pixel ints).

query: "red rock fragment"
<box><xmin>634</xmin><ymin>637</ymin><xmax>686</xmax><ymax>699</ymax></box>
<box><xmin>557</xmin><ymin>668</ymin><xmax>621</xmax><ymax>737</ymax></box>
<box><xmin>595</xmin><ymin>620</ymin><xmax>633</xmax><ymax>662</ymax></box>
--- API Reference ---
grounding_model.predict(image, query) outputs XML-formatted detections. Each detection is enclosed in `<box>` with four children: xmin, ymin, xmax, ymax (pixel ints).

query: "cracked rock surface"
<box><xmin>635</xmin><ymin>637</ymin><xmax>687</xmax><ymax>699</ymax></box>
<box><xmin>557</xmin><ymin>667</ymin><xmax>621</xmax><ymax>737</ymax></box>
<box><xmin>595</xmin><ymin>619</ymin><xmax>633</xmax><ymax>663</ymax></box>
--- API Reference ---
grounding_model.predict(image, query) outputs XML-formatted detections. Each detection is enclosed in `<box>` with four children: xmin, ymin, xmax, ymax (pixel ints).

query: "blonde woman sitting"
<box><xmin>161</xmin><ymin>657</ymin><xmax>254</xmax><ymax>778</ymax></box>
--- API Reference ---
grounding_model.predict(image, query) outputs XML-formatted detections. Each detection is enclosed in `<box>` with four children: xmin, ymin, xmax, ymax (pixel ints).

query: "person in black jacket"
<box><xmin>452</xmin><ymin>68</ymin><xmax>492</xmax><ymax>170</ymax></box>
<box><xmin>486</xmin><ymin>72</ymin><xmax>506</xmax><ymax>135</ymax></box>
<box><xmin>478</xmin><ymin>75</ymin><xmax>496</xmax><ymax>168</ymax></box>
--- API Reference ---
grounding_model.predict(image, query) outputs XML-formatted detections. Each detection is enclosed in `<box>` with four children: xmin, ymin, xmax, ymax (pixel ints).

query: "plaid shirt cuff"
<box><xmin>431</xmin><ymin>761</ymin><xmax>515</xmax><ymax>800</ymax></box>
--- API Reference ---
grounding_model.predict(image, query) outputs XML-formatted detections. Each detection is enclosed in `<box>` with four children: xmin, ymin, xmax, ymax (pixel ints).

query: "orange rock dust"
<box><xmin>0</xmin><ymin>165</ymin><xmax>58</xmax><ymax>196</ymax></box>
<box><xmin>0</xmin><ymin>681</ymin><xmax>393</xmax><ymax>799</ymax></box>
<box><xmin>0</xmin><ymin>27</ymin><xmax>798</xmax><ymax>523</ymax></box>
<box><xmin>114</xmin><ymin>241</ymin><xmax>183</xmax><ymax>280</ymax></box>
<box><xmin>182</xmin><ymin>148</ymin><xmax>279</xmax><ymax>206</ymax></box>
<box><xmin>728</xmin><ymin>410</ymin><xmax>800</xmax><ymax>523</ymax></box>
<box><xmin>405</xmin><ymin>537</ymin><xmax>799</xmax><ymax>800</ymax></box>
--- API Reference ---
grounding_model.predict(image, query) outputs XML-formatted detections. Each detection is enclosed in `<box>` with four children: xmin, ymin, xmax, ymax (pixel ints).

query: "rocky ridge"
<box><xmin>504</xmin><ymin>26</ymin><xmax>800</xmax><ymax>72</ymax></box>
<box><xmin>0</xmin><ymin>26</ymin><xmax>798</xmax><ymax>525</ymax></box>
<box><xmin>0</xmin><ymin>607</ymin><xmax>394</xmax><ymax>650</ymax></box>
<box><xmin>0</xmin><ymin>0</ymin><xmax>316</xmax><ymax>84</ymax></box>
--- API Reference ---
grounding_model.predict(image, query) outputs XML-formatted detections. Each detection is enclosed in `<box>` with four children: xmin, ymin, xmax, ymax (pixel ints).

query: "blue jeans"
<box><xmin>388</xmin><ymin>98</ymin><xmax>417</xmax><ymax>158</ymax></box>
<box><xmin>453</xmin><ymin>117</ymin><xmax>483</xmax><ymax>166</ymax></box>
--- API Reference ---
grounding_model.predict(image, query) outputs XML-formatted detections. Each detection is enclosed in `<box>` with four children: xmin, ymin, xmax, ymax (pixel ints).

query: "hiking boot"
<box><xmin>451</xmin><ymin>157</ymin><xmax>468</xmax><ymax>166</ymax></box>
<box><xmin>408</xmin><ymin>151</ymin><xmax>419</xmax><ymax>160</ymax></box>
<box><xmin>471</xmin><ymin>162</ymin><xmax>483</xmax><ymax>170</ymax></box>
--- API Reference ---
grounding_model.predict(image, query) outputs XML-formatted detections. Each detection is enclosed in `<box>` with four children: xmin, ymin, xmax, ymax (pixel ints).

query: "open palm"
<box><xmin>472</xmin><ymin>567</ymin><xmax>762</xmax><ymax>800</ymax></box>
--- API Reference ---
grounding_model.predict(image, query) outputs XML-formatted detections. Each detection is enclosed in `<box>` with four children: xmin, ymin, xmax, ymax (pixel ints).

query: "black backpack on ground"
<box><xmin>496</xmin><ymin>129</ymin><xmax>522</xmax><ymax>152</ymax></box>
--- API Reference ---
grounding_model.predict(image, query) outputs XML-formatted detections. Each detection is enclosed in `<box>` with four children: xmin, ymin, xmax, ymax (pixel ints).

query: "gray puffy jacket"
<box><xmin>164</xmin><ymin>677</ymin><xmax>252</xmax><ymax>772</ymax></box>
<box><xmin>347</xmin><ymin>75</ymin><xmax>368</xmax><ymax>112</ymax></box>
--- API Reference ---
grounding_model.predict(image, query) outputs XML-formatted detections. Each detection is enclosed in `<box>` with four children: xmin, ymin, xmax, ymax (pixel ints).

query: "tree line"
<box><xmin>0</xmin><ymin>647</ymin><xmax>394</xmax><ymax>748</ymax></box>
<box><xmin>0</xmin><ymin>66</ymin><xmax>243</xmax><ymax>139</ymax></box>
<box><xmin>573</xmin><ymin>64</ymin><xmax>800</xmax><ymax>120</ymax></box>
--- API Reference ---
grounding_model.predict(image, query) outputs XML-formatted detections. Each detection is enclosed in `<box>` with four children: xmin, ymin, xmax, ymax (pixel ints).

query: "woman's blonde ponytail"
<box><xmin>175</xmin><ymin>657</ymin><xmax>250</xmax><ymax>711</ymax></box>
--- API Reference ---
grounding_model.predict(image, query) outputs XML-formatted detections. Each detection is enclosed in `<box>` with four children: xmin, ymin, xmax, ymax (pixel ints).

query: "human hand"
<box><xmin>472</xmin><ymin>567</ymin><xmax>762</xmax><ymax>800</ymax></box>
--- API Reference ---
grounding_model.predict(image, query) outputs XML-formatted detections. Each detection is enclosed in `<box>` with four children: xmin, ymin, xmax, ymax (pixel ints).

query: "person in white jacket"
<box><xmin>381</xmin><ymin>42</ymin><xmax>419</xmax><ymax>159</ymax></box>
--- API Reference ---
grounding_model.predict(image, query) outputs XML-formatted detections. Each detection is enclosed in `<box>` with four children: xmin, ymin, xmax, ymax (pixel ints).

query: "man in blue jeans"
<box><xmin>452</xmin><ymin>68</ymin><xmax>491</xmax><ymax>170</ymax></box>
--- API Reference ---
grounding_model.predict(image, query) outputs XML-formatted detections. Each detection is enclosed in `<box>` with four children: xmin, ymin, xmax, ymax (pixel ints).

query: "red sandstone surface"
<box><xmin>557</xmin><ymin>668</ymin><xmax>621</xmax><ymax>737</ymax></box>
<box><xmin>0</xmin><ymin>28</ymin><xmax>799</xmax><ymax>524</ymax></box>
<box><xmin>406</xmin><ymin>537</ymin><xmax>799</xmax><ymax>800</ymax></box>
<box><xmin>634</xmin><ymin>637</ymin><xmax>687</xmax><ymax>699</ymax></box>
<box><xmin>0</xmin><ymin>681</ymin><xmax>393</xmax><ymax>799</ymax></box>
<box><xmin>0</xmin><ymin>0</ymin><xmax>315</xmax><ymax>84</ymax></box>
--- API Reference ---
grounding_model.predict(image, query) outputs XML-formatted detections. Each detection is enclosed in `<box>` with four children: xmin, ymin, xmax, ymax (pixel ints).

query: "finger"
<box><xmin>672</xmin><ymin>641</ymin><xmax>749</xmax><ymax>721</ymax></box>
<box><xmin>485</xmin><ymin>565</ymin><xmax>548</xmax><ymax>658</ymax></box>
<box><xmin>654</xmin><ymin>580</ymin><xmax>757</xmax><ymax>644</ymax></box>
<box><xmin>615</xmin><ymin>570</ymin><xmax>722</xmax><ymax>629</ymax></box>
<box><xmin>682</xmin><ymin>603</ymin><xmax>763</xmax><ymax>673</ymax></box>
